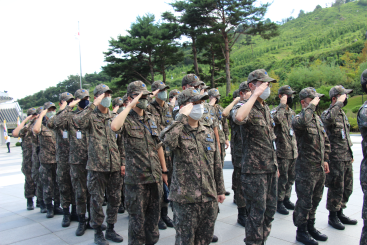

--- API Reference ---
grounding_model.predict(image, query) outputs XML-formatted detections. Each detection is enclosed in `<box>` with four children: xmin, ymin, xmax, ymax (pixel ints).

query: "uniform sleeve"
<box><xmin>232</xmin><ymin>103</ymin><xmax>250</xmax><ymax>126</ymax></box>
<box><xmin>54</xmin><ymin>106</ymin><xmax>73</xmax><ymax>130</ymax></box>
<box><xmin>18</xmin><ymin>123</ymin><xmax>30</xmax><ymax>138</ymax></box>
<box><xmin>160</xmin><ymin>113</ymin><xmax>187</xmax><ymax>150</ymax></box>
<box><xmin>292</xmin><ymin>104</ymin><xmax>316</xmax><ymax>130</ymax></box>
<box><xmin>214</xmin><ymin>132</ymin><xmax>226</xmax><ymax>195</ymax></box>
<box><xmin>46</xmin><ymin>115</ymin><xmax>56</xmax><ymax>129</ymax></box>
<box><xmin>117</xmin><ymin>134</ymin><xmax>126</xmax><ymax>166</ymax></box>
<box><xmin>321</xmin><ymin>102</ymin><xmax>343</xmax><ymax>127</ymax></box>
<box><xmin>358</xmin><ymin>106</ymin><xmax>367</xmax><ymax>129</ymax></box>
<box><xmin>324</xmin><ymin>132</ymin><xmax>331</xmax><ymax>162</ymax></box>
<box><xmin>73</xmin><ymin>104</ymin><xmax>95</xmax><ymax>130</ymax></box>
<box><xmin>272</xmin><ymin>104</ymin><xmax>286</xmax><ymax>125</ymax></box>
<box><xmin>223</xmin><ymin>117</ymin><xmax>229</xmax><ymax>140</ymax></box>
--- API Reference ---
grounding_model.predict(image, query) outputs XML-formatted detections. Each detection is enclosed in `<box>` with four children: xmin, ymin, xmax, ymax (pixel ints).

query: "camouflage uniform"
<box><xmin>359</xmin><ymin>101</ymin><xmax>367</xmax><ymax>244</ymax></box>
<box><xmin>271</xmin><ymin>86</ymin><xmax>298</xmax><ymax>203</ymax></box>
<box><xmin>321</xmin><ymin>86</ymin><xmax>354</xmax><ymax>213</ymax></box>
<box><xmin>115</xmin><ymin>81</ymin><xmax>164</xmax><ymax>245</ymax></box>
<box><xmin>55</xmin><ymin>89</ymin><xmax>90</xmax><ymax>216</ymax></box>
<box><xmin>36</xmin><ymin>102</ymin><xmax>60</xmax><ymax>206</ymax></box>
<box><xmin>160</xmin><ymin>88</ymin><xmax>225</xmax><ymax>245</ymax></box>
<box><xmin>73</xmin><ymin>84</ymin><xmax>122</xmax><ymax>228</ymax></box>
<box><xmin>30</xmin><ymin>116</ymin><xmax>43</xmax><ymax>202</ymax></box>
<box><xmin>292</xmin><ymin>88</ymin><xmax>330</xmax><ymax>227</ymax></box>
<box><xmin>18</xmin><ymin>109</ymin><xmax>36</xmax><ymax>199</ymax></box>
<box><xmin>47</xmin><ymin>92</ymin><xmax>75</xmax><ymax>210</ymax></box>
<box><xmin>232</xmin><ymin>70</ymin><xmax>278</xmax><ymax>245</ymax></box>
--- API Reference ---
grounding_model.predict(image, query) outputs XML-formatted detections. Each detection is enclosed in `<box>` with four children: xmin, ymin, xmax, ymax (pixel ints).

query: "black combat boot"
<box><xmin>39</xmin><ymin>200</ymin><xmax>47</xmax><ymax>213</ymax></box>
<box><xmin>36</xmin><ymin>198</ymin><xmax>40</xmax><ymax>208</ymax></box>
<box><xmin>94</xmin><ymin>226</ymin><xmax>109</xmax><ymax>245</ymax></box>
<box><xmin>62</xmin><ymin>208</ymin><xmax>71</xmax><ymax>227</ymax></box>
<box><xmin>277</xmin><ymin>201</ymin><xmax>289</xmax><ymax>215</ymax></box>
<box><xmin>225</xmin><ymin>191</ymin><xmax>230</xmax><ymax>196</ymax></box>
<box><xmin>158</xmin><ymin>218</ymin><xmax>167</xmax><ymax>230</ymax></box>
<box><xmin>212</xmin><ymin>235</ymin><xmax>218</xmax><ymax>243</ymax></box>
<box><xmin>237</xmin><ymin>207</ymin><xmax>247</xmax><ymax>227</ymax></box>
<box><xmin>328</xmin><ymin>211</ymin><xmax>345</xmax><ymax>230</ymax></box>
<box><xmin>46</xmin><ymin>203</ymin><xmax>54</xmax><ymax>218</ymax></box>
<box><xmin>296</xmin><ymin>223</ymin><xmax>318</xmax><ymax>245</ymax></box>
<box><xmin>71</xmin><ymin>204</ymin><xmax>78</xmax><ymax>221</ymax></box>
<box><xmin>118</xmin><ymin>203</ymin><xmax>125</xmax><ymax>213</ymax></box>
<box><xmin>27</xmin><ymin>197</ymin><xmax>34</xmax><ymax>210</ymax></box>
<box><xmin>161</xmin><ymin>207</ymin><xmax>173</xmax><ymax>227</ymax></box>
<box><xmin>53</xmin><ymin>202</ymin><xmax>63</xmax><ymax>215</ymax></box>
<box><xmin>283</xmin><ymin>197</ymin><xmax>295</xmax><ymax>210</ymax></box>
<box><xmin>337</xmin><ymin>209</ymin><xmax>358</xmax><ymax>225</ymax></box>
<box><xmin>76</xmin><ymin>215</ymin><xmax>87</xmax><ymax>236</ymax></box>
<box><xmin>105</xmin><ymin>223</ymin><xmax>123</xmax><ymax>243</ymax></box>
<box><xmin>307</xmin><ymin>219</ymin><xmax>328</xmax><ymax>241</ymax></box>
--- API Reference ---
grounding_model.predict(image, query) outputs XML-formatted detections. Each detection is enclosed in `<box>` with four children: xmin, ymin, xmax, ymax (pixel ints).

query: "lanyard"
<box><xmin>139</xmin><ymin>120</ymin><xmax>152</xmax><ymax>134</ymax></box>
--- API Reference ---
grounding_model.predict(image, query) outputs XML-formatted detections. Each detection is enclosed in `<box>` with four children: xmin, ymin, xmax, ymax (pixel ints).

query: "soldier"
<box><xmin>73</xmin><ymin>84</ymin><xmax>124</xmax><ymax>245</ymax></box>
<box><xmin>110</xmin><ymin>80</ymin><xmax>168</xmax><ymax>245</ymax></box>
<box><xmin>47</xmin><ymin>92</ymin><xmax>77</xmax><ymax>227</ymax></box>
<box><xmin>232</xmin><ymin>69</ymin><xmax>278</xmax><ymax>245</ymax></box>
<box><xmin>160</xmin><ymin>88</ymin><xmax>226</xmax><ymax>245</ymax></box>
<box><xmin>321</xmin><ymin>85</ymin><xmax>357</xmax><ymax>230</ymax></box>
<box><xmin>292</xmin><ymin>87</ymin><xmax>330</xmax><ymax>245</ymax></box>
<box><xmin>223</xmin><ymin>82</ymin><xmax>252</xmax><ymax>227</ymax></box>
<box><xmin>147</xmin><ymin>80</ymin><xmax>174</xmax><ymax>230</ymax></box>
<box><xmin>33</xmin><ymin>102</ymin><xmax>63</xmax><ymax>218</ymax></box>
<box><xmin>170</xmin><ymin>89</ymin><xmax>181</xmax><ymax>120</ymax></box>
<box><xmin>358</xmin><ymin>69</ymin><xmax>367</xmax><ymax>245</ymax></box>
<box><xmin>201</xmin><ymin>82</ymin><xmax>210</xmax><ymax>94</ymax></box>
<box><xmin>271</xmin><ymin>85</ymin><xmax>298</xmax><ymax>215</ymax></box>
<box><xmin>112</xmin><ymin>97</ymin><xmax>124</xmax><ymax>114</ymax></box>
<box><xmin>12</xmin><ymin>108</ymin><xmax>38</xmax><ymax>210</ymax></box>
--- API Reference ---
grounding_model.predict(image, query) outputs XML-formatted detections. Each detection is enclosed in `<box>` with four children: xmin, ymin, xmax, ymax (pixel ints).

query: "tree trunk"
<box><xmin>148</xmin><ymin>50</ymin><xmax>154</xmax><ymax>82</ymax></box>
<box><xmin>192</xmin><ymin>37</ymin><xmax>199</xmax><ymax>76</ymax></box>
<box><xmin>211</xmin><ymin>46</ymin><xmax>215</xmax><ymax>88</ymax></box>
<box><xmin>162</xmin><ymin>65</ymin><xmax>166</xmax><ymax>83</ymax></box>
<box><xmin>223</xmin><ymin>33</ymin><xmax>231</xmax><ymax>96</ymax></box>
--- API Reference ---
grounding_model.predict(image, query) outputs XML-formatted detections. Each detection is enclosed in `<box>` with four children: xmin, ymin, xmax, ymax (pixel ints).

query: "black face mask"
<box><xmin>215</xmin><ymin>98</ymin><xmax>220</xmax><ymax>104</ymax></box>
<box><xmin>78</xmin><ymin>99</ymin><xmax>89</xmax><ymax>109</ymax></box>
<box><xmin>343</xmin><ymin>98</ymin><xmax>348</xmax><ymax>107</ymax></box>
<box><xmin>362</xmin><ymin>78</ymin><xmax>367</xmax><ymax>94</ymax></box>
<box><xmin>286</xmin><ymin>97</ymin><xmax>293</xmax><ymax>106</ymax></box>
<box><xmin>315</xmin><ymin>105</ymin><xmax>319</xmax><ymax>112</ymax></box>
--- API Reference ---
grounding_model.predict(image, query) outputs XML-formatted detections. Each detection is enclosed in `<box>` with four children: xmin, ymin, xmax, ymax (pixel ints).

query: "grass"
<box><xmin>344</xmin><ymin>95</ymin><xmax>367</xmax><ymax>111</ymax></box>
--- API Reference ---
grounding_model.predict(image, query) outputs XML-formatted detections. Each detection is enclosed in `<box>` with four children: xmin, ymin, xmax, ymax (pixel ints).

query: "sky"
<box><xmin>0</xmin><ymin>0</ymin><xmax>333</xmax><ymax>102</ymax></box>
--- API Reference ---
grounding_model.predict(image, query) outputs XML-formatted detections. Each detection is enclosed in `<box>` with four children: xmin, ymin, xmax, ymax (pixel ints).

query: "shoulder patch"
<box><xmin>173</xmin><ymin>106</ymin><xmax>179</xmax><ymax>111</ymax></box>
<box><xmin>236</xmin><ymin>103</ymin><xmax>244</xmax><ymax>107</ymax></box>
<box><xmin>270</xmin><ymin>109</ymin><xmax>276</xmax><ymax>114</ymax></box>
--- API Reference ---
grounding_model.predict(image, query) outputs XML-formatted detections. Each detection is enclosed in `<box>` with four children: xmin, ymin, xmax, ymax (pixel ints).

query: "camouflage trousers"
<box><xmin>160</xmin><ymin>155</ymin><xmax>172</xmax><ymax>209</ymax></box>
<box><xmin>22</xmin><ymin>159</ymin><xmax>35</xmax><ymax>199</ymax></box>
<box><xmin>325</xmin><ymin>160</ymin><xmax>353</xmax><ymax>212</ymax></box>
<box><xmin>87</xmin><ymin>171</ymin><xmax>122</xmax><ymax>227</ymax></box>
<box><xmin>242</xmin><ymin>172</ymin><xmax>277</xmax><ymax>245</ymax></box>
<box><xmin>56</xmin><ymin>162</ymin><xmax>75</xmax><ymax>208</ymax></box>
<box><xmin>232</xmin><ymin>167</ymin><xmax>246</xmax><ymax>208</ymax></box>
<box><xmin>125</xmin><ymin>182</ymin><xmax>162</xmax><ymax>245</ymax></box>
<box><xmin>293</xmin><ymin>170</ymin><xmax>325</xmax><ymax>226</ymax></box>
<box><xmin>40</xmin><ymin>163</ymin><xmax>60</xmax><ymax>205</ymax></box>
<box><xmin>220</xmin><ymin>143</ymin><xmax>226</xmax><ymax>164</ymax></box>
<box><xmin>172</xmin><ymin>201</ymin><xmax>218</xmax><ymax>245</ymax></box>
<box><xmin>277</xmin><ymin>158</ymin><xmax>296</xmax><ymax>201</ymax></box>
<box><xmin>360</xmin><ymin>160</ymin><xmax>367</xmax><ymax>245</ymax></box>
<box><xmin>31</xmin><ymin>159</ymin><xmax>43</xmax><ymax>201</ymax></box>
<box><xmin>70</xmin><ymin>164</ymin><xmax>89</xmax><ymax>215</ymax></box>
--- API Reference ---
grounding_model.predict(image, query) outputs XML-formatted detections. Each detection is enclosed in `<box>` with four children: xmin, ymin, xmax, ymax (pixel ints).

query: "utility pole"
<box><xmin>78</xmin><ymin>21</ymin><xmax>83</xmax><ymax>89</ymax></box>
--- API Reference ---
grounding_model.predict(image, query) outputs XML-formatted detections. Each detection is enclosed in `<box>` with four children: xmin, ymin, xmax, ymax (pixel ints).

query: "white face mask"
<box><xmin>175</xmin><ymin>100</ymin><xmax>178</xmax><ymax>106</ymax></box>
<box><xmin>189</xmin><ymin>104</ymin><xmax>204</xmax><ymax>121</ymax></box>
<box><xmin>259</xmin><ymin>86</ymin><xmax>271</xmax><ymax>100</ymax></box>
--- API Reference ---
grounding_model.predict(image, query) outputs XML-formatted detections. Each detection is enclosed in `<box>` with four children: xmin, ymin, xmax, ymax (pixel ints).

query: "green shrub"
<box><xmin>295</xmin><ymin>109</ymin><xmax>302</xmax><ymax>114</ymax></box>
<box><xmin>342</xmin><ymin>108</ymin><xmax>348</xmax><ymax>114</ymax></box>
<box><xmin>358</xmin><ymin>0</ymin><xmax>367</xmax><ymax>6</ymax></box>
<box><xmin>352</xmin><ymin>105</ymin><xmax>361</xmax><ymax>113</ymax></box>
<box><xmin>348</xmin><ymin>117</ymin><xmax>359</xmax><ymax>131</ymax></box>
<box><xmin>15</xmin><ymin>142</ymin><xmax>21</xmax><ymax>147</ymax></box>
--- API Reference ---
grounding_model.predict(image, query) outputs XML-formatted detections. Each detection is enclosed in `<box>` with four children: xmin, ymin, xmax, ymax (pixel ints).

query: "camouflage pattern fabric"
<box><xmin>232</xmin><ymin>167</ymin><xmax>246</xmax><ymax>208</ymax></box>
<box><xmin>277</xmin><ymin>158</ymin><xmax>296</xmax><ymax>202</ymax></box>
<box><xmin>30</xmin><ymin>120</ymin><xmax>42</xmax><ymax>201</ymax></box>
<box><xmin>247</xmin><ymin>69</ymin><xmax>277</xmax><ymax>83</ymax></box>
<box><xmin>36</xmin><ymin>123</ymin><xmax>56</xmax><ymax>164</ymax></box>
<box><xmin>71</xmin><ymin>164</ymin><xmax>89</xmax><ymax>215</ymax></box>
<box><xmin>210</xmin><ymin>104</ymin><xmax>229</xmax><ymax>162</ymax></box>
<box><xmin>172</xmin><ymin>201</ymin><xmax>218</xmax><ymax>245</ymax></box>
<box><xmin>358</xmin><ymin>101</ymin><xmax>367</xmax><ymax>244</ymax></box>
<box><xmin>18</xmin><ymin>119</ymin><xmax>35</xmax><ymax>198</ymax></box>
<box><xmin>160</xmin><ymin>114</ymin><xmax>226</xmax><ymax>203</ymax></box>
<box><xmin>241</xmin><ymin>172</ymin><xmax>277</xmax><ymax>245</ymax></box>
<box><xmin>202</xmin><ymin>103</ymin><xmax>218</xmax><ymax>128</ymax></box>
<box><xmin>87</xmin><ymin>171</ymin><xmax>122</xmax><ymax>227</ymax></box>
<box><xmin>47</xmin><ymin>113</ymin><xmax>71</xmax><ymax>164</ymax></box>
<box><xmin>293</xmin><ymin>171</ymin><xmax>325</xmax><ymax>226</ymax></box>
<box><xmin>73</xmin><ymin>103</ymin><xmax>122</xmax><ymax>172</ymax></box>
<box><xmin>271</xmin><ymin>104</ymin><xmax>298</xmax><ymax>160</ymax></box>
<box><xmin>292</xmin><ymin>103</ymin><xmax>330</xmax><ymax>172</ymax></box>
<box><xmin>125</xmin><ymin>182</ymin><xmax>162</xmax><ymax>245</ymax></box>
<box><xmin>40</xmin><ymin>163</ymin><xmax>60</xmax><ymax>205</ymax></box>
<box><xmin>232</xmin><ymin>100</ymin><xmax>277</xmax><ymax>174</ymax></box>
<box><xmin>56</xmin><ymin>162</ymin><xmax>74</xmax><ymax>208</ymax></box>
<box><xmin>230</xmin><ymin>100</ymin><xmax>247</xmax><ymax>169</ymax></box>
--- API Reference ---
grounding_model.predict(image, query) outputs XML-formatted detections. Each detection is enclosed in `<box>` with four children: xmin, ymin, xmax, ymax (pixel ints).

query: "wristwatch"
<box><xmin>162</xmin><ymin>170</ymin><xmax>169</xmax><ymax>175</ymax></box>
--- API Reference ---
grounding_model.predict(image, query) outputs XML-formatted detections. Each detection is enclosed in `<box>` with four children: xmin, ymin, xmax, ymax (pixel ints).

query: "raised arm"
<box><xmin>12</xmin><ymin>115</ymin><xmax>34</xmax><ymax>137</ymax></box>
<box><xmin>222</xmin><ymin>97</ymin><xmax>240</xmax><ymax>117</ymax></box>
<box><xmin>33</xmin><ymin>109</ymin><xmax>47</xmax><ymax>135</ymax></box>
<box><xmin>111</xmin><ymin>92</ymin><xmax>142</xmax><ymax>132</ymax></box>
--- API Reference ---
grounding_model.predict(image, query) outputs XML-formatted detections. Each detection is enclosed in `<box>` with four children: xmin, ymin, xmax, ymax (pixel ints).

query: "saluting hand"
<box><xmin>253</xmin><ymin>82</ymin><xmax>269</xmax><ymax>98</ymax></box>
<box><xmin>179</xmin><ymin>103</ymin><xmax>193</xmax><ymax>116</ymax></box>
<box><xmin>151</xmin><ymin>89</ymin><xmax>160</xmax><ymax>98</ymax></box>
<box><xmin>337</xmin><ymin>94</ymin><xmax>347</xmax><ymax>103</ymax></box>
<box><xmin>128</xmin><ymin>92</ymin><xmax>143</xmax><ymax>108</ymax></box>
<box><xmin>69</xmin><ymin>99</ymin><xmax>81</xmax><ymax>108</ymax></box>
<box><xmin>40</xmin><ymin>109</ymin><xmax>48</xmax><ymax>118</ymax></box>
<box><xmin>233</xmin><ymin>97</ymin><xmax>241</xmax><ymax>104</ymax></box>
<box><xmin>93</xmin><ymin>93</ymin><xmax>105</xmax><ymax>106</ymax></box>
<box><xmin>280</xmin><ymin>95</ymin><xmax>287</xmax><ymax>105</ymax></box>
<box><xmin>113</xmin><ymin>105</ymin><xmax>119</xmax><ymax>113</ymax></box>
<box><xmin>310</xmin><ymin>97</ymin><xmax>320</xmax><ymax>106</ymax></box>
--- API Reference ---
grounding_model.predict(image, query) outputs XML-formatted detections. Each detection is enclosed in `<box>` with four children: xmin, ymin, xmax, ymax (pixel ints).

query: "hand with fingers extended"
<box><xmin>60</xmin><ymin>100</ymin><xmax>68</xmax><ymax>110</ymax></box>
<box><xmin>280</xmin><ymin>95</ymin><xmax>287</xmax><ymax>105</ymax></box>
<box><xmin>128</xmin><ymin>92</ymin><xmax>143</xmax><ymax>109</ymax></box>
<box><xmin>151</xmin><ymin>89</ymin><xmax>160</xmax><ymax>98</ymax></box>
<box><xmin>40</xmin><ymin>109</ymin><xmax>48</xmax><ymax>117</ymax></box>
<box><xmin>310</xmin><ymin>97</ymin><xmax>320</xmax><ymax>106</ymax></box>
<box><xmin>68</xmin><ymin>99</ymin><xmax>81</xmax><ymax>108</ymax></box>
<box><xmin>113</xmin><ymin>105</ymin><xmax>119</xmax><ymax>113</ymax></box>
<box><xmin>93</xmin><ymin>93</ymin><xmax>105</xmax><ymax>106</ymax></box>
<box><xmin>337</xmin><ymin>94</ymin><xmax>347</xmax><ymax>103</ymax></box>
<box><xmin>179</xmin><ymin>103</ymin><xmax>194</xmax><ymax>116</ymax></box>
<box><xmin>253</xmin><ymin>82</ymin><xmax>269</xmax><ymax>98</ymax></box>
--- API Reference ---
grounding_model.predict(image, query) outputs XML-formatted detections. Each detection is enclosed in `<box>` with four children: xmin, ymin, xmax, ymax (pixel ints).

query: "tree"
<box><xmin>199</xmin><ymin>0</ymin><xmax>279</xmax><ymax>95</ymax></box>
<box><xmin>298</xmin><ymin>10</ymin><xmax>305</xmax><ymax>18</ymax></box>
<box><xmin>243</xmin><ymin>35</ymin><xmax>255</xmax><ymax>56</ymax></box>
<box><xmin>333</xmin><ymin>0</ymin><xmax>345</xmax><ymax>12</ymax></box>
<box><xmin>314</xmin><ymin>5</ymin><xmax>322</xmax><ymax>11</ymax></box>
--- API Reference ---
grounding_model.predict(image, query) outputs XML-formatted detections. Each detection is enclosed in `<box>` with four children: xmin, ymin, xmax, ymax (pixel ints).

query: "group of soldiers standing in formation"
<box><xmin>11</xmin><ymin>68</ymin><xmax>367</xmax><ymax>245</ymax></box>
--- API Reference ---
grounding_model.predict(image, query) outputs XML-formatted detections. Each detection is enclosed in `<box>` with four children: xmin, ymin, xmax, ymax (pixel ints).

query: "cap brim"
<box><xmin>101</xmin><ymin>89</ymin><xmax>113</xmax><ymax>94</ymax></box>
<box><xmin>159</xmin><ymin>85</ymin><xmax>170</xmax><ymax>90</ymax></box>
<box><xmin>345</xmin><ymin>89</ymin><xmax>353</xmax><ymax>94</ymax></box>
<box><xmin>46</xmin><ymin>105</ymin><xmax>56</xmax><ymax>110</ymax></box>
<box><xmin>142</xmin><ymin>90</ymin><xmax>153</xmax><ymax>96</ymax></box>
<box><xmin>259</xmin><ymin>77</ymin><xmax>277</xmax><ymax>83</ymax></box>
<box><xmin>191</xmin><ymin>81</ymin><xmax>202</xmax><ymax>87</ymax></box>
<box><xmin>191</xmin><ymin>94</ymin><xmax>209</xmax><ymax>102</ymax></box>
<box><xmin>315</xmin><ymin>93</ymin><xmax>324</xmax><ymax>98</ymax></box>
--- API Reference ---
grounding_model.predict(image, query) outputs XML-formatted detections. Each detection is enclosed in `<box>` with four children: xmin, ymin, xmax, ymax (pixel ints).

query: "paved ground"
<box><xmin>0</xmin><ymin>136</ymin><xmax>364</xmax><ymax>244</ymax></box>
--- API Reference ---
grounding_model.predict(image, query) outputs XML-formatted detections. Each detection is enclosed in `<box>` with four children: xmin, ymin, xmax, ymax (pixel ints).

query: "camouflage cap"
<box><xmin>233</xmin><ymin>89</ymin><xmax>239</xmax><ymax>99</ymax></box>
<box><xmin>299</xmin><ymin>87</ymin><xmax>324</xmax><ymax>101</ymax></box>
<box><xmin>122</xmin><ymin>94</ymin><xmax>128</xmax><ymax>104</ymax></box>
<box><xmin>201</xmin><ymin>82</ymin><xmax>210</xmax><ymax>90</ymax></box>
<box><xmin>74</xmin><ymin>89</ymin><xmax>90</xmax><ymax>100</ymax></box>
<box><xmin>27</xmin><ymin>108</ymin><xmax>37</xmax><ymax>116</ymax></box>
<box><xmin>278</xmin><ymin>85</ymin><xmax>296</xmax><ymax>95</ymax></box>
<box><xmin>239</xmin><ymin>81</ymin><xmax>250</xmax><ymax>92</ymax></box>
<box><xmin>112</xmin><ymin>97</ymin><xmax>124</xmax><ymax>107</ymax></box>
<box><xmin>247</xmin><ymin>69</ymin><xmax>277</xmax><ymax>83</ymax></box>
<box><xmin>94</xmin><ymin>84</ymin><xmax>113</xmax><ymax>96</ymax></box>
<box><xmin>169</xmin><ymin>89</ymin><xmax>181</xmax><ymax>98</ymax></box>
<box><xmin>182</xmin><ymin>74</ymin><xmax>202</xmax><ymax>87</ymax></box>
<box><xmin>44</xmin><ymin>102</ymin><xmax>56</xmax><ymax>110</ymax></box>
<box><xmin>126</xmin><ymin>81</ymin><xmax>152</xmax><ymax>96</ymax></box>
<box><xmin>36</xmin><ymin>107</ymin><xmax>44</xmax><ymax>114</ymax></box>
<box><xmin>177</xmin><ymin>88</ymin><xmax>209</xmax><ymax>106</ymax></box>
<box><xmin>59</xmin><ymin>92</ymin><xmax>74</xmax><ymax>102</ymax></box>
<box><xmin>329</xmin><ymin>85</ymin><xmax>353</xmax><ymax>99</ymax></box>
<box><xmin>208</xmin><ymin>88</ymin><xmax>220</xmax><ymax>98</ymax></box>
<box><xmin>151</xmin><ymin>80</ymin><xmax>170</xmax><ymax>91</ymax></box>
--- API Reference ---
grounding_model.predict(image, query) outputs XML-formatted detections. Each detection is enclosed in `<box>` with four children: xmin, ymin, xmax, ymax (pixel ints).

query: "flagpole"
<box><xmin>78</xmin><ymin>21</ymin><xmax>83</xmax><ymax>89</ymax></box>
